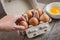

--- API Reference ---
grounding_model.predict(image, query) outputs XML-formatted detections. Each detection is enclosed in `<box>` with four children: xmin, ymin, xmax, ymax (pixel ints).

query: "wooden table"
<box><xmin>0</xmin><ymin>0</ymin><xmax>60</xmax><ymax>40</ymax></box>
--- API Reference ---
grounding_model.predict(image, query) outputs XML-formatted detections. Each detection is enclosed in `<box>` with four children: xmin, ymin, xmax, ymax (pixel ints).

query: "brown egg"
<box><xmin>39</xmin><ymin>13</ymin><xmax>50</xmax><ymax>22</ymax></box>
<box><xmin>35</xmin><ymin>7</ymin><xmax>43</xmax><ymax>16</ymax></box>
<box><xmin>29</xmin><ymin>17</ymin><xmax>39</xmax><ymax>26</ymax></box>
<box><xmin>25</xmin><ymin>10</ymin><xmax>33</xmax><ymax>19</ymax></box>
<box><xmin>19</xmin><ymin>21</ymin><xmax>28</xmax><ymax>29</ymax></box>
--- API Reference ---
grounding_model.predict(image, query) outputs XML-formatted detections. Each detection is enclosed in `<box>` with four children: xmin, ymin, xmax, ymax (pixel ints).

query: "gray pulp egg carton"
<box><xmin>22</xmin><ymin>10</ymin><xmax>52</xmax><ymax>38</ymax></box>
<box><xmin>26</xmin><ymin>22</ymin><xmax>51</xmax><ymax>38</ymax></box>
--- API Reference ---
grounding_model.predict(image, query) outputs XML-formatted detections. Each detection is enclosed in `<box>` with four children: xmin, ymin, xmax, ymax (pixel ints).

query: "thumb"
<box><xmin>14</xmin><ymin>25</ymin><xmax>25</xmax><ymax>30</ymax></box>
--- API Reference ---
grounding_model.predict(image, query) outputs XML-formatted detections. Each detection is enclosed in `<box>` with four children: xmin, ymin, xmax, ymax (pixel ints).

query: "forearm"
<box><xmin>0</xmin><ymin>22</ymin><xmax>4</xmax><ymax>30</ymax></box>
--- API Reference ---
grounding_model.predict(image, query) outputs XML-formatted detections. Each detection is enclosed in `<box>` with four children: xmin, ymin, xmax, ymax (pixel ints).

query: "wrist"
<box><xmin>0</xmin><ymin>22</ymin><xmax>4</xmax><ymax>30</ymax></box>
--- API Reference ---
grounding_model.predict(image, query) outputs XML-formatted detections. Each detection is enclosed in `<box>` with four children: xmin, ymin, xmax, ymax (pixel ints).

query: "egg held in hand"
<box><xmin>15</xmin><ymin>17</ymin><xmax>25</xmax><ymax>25</ymax></box>
<box><xmin>19</xmin><ymin>21</ymin><xmax>28</xmax><ymax>29</ymax></box>
<box><xmin>29</xmin><ymin>17</ymin><xmax>39</xmax><ymax>26</ymax></box>
<box><xmin>39</xmin><ymin>13</ymin><xmax>50</xmax><ymax>22</ymax></box>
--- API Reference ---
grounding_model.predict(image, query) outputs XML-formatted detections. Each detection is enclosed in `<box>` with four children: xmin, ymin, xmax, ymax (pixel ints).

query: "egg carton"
<box><xmin>26</xmin><ymin>22</ymin><xmax>51</xmax><ymax>38</ymax></box>
<box><xmin>22</xmin><ymin>10</ymin><xmax>52</xmax><ymax>38</ymax></box>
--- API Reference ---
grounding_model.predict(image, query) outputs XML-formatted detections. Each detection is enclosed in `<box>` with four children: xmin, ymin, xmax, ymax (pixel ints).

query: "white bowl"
<box><xmin>45</xmin><ymin>2</ymin><xmax>60</xmax><ymax>19</ymax></box>
<box><xmin>1</xmin><ymin>0</ymin><xmax>38</xmax><ymax>14</ymax></box>
<box><xmin>1</xmin><ymin>0</ymin><xmax>33</xmax><ymax>14</ymax></box>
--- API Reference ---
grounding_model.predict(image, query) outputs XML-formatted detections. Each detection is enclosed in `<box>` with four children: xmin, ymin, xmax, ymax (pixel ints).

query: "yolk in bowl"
<box><xmin>49</xmin><ymin>7</ymin><xmax>59</xmax><ymax>14</ymax></box>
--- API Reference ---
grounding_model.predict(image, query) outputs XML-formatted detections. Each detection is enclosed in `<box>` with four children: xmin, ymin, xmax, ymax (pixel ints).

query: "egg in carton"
<box><xmin>22</xmin><ymin>10</ymin><xmax>52</xmax><ymax>38</ymax></box>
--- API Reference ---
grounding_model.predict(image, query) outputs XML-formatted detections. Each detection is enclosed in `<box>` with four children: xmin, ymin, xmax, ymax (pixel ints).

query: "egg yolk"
<box><xmin>49</xmin><ymin>7</ymin><xmax>58</xmax><ymax>14</ymax></box>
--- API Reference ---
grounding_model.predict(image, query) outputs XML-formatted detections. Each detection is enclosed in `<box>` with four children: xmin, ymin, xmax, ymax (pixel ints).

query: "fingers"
<box><xmin>14</xmin><ymin>14</ymin><xmax>25</xmax><ymax>22</ymax></box>
<box><xmin>15</xmin><ymin>16</ymin><xmax>26</xmax><ymax>25</ymax></box>
<box><xmin>14</xmin><ymin>25</ymin><xmax>25</xmax><ymax>30</ymax></box>
<box><xmin>12</xmin><ymin>14</ymin><xmax>26</xmax><ymax>30</ymax></box>
<box><xmin>18</xmin><ymin>16</ymin><xmax>26</xmax><ymax>21</ymax></box>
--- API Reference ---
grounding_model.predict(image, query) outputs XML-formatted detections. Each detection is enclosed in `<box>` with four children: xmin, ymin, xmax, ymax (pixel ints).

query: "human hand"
<box><xmin>0</xmin><ymin>14</ymin><xmax>25</xmax><ymax>31</ymax></box>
